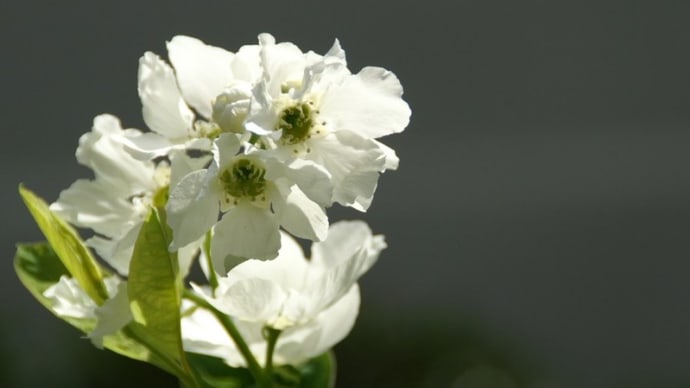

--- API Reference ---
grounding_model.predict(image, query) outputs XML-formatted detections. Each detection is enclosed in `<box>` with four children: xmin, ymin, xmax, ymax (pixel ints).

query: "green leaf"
<box><xmin>185</xmin><ymin>352</ymin><xmax>336</xmax><ymax>388</ymax></box>
<box><xmin>19</xmin><ymin>184</ymin><xmax>108</xmax><ymax>304</ymax></box>
<box><xmin>13</xmin><ymin>242</ymin><xmax>177</xmax><ymax>375</ymax></box>
<box><xmin>14</xmin><ymin>242</ymin><xmax>96</xmax><ymax>333</ymax></box>
<box><xmin>104</xmin><ymin>328</ymin><xmax>179</xmax><ymax>375</ymax></box>
<box><xmin>295</xmin><ymin>352</ymin><xmax>336</xmax><ymax>388</ymax></box>
<box><xmin>127</xmin><ymin>207</ymin><xmax>192</xmax><ymax>381</ymax></box>
<box><xmin>272</xmin><ymin>365</ymin><xmax>301</xmax><ymax>387</ymax></box>
<box><xmin>15</xmin><ymin>243</ymin><xmax>69</xmax><ymax>303</ymax></box>
<box><xmin>181</xmin><ymin>351</ymin><xmax>336</xmax><ymax>388</ymax></box>
<box><xmin>186</xmin><ymin>353</ymin><xmax>255</xmax><ymax>388</ymax></box>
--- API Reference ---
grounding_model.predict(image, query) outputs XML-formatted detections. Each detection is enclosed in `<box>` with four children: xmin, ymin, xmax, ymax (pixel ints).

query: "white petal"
<box><xmin>97</xmin><ymin>222</ymin><xmax>142</xmax><ymax>276</ymax></box>
<box><xmin>311</xmin><ymin>220</ymin><xmax>385</xmax><ymax>272</ymax></box>
<box><xmin>211</xmin><ymin>204</ymin><xmax>281</xmax><ymax>265</ymax></box>
<box><xmin>181</xmin><ymin>302</ymin><xmax>239</xmax><ymax>362</ymax></box>
<box><xmin>138</xmin><ymin>52</ymin><xmax>194</xmax><ymax>140</ymax></box>
<box><xmin>120</xmin><ymin>132</ymin><xmax>175</xmax><ymax>159</ymax></box>
<box><xmin>299</xmin><ymin>61</ymin><xmax>350</xmax><ymax>97</ymax></box>
<box><xmin>320</xmin><ymin>66</ymin><xmax>411</xmax><ymax>139</ymax></box>
<box><xmin>227</xmin><ymin>232</ymin><xmax>309</xmax><ymax>291</ymax></box>
<box><xmin>324</xmin><ymin>39</ymin><xmax>346</xmax><ymax>63</ymax></box>
<box><xmin>52</xmin><ymin>115</ymin><xmax>167</xmax><ymax>272</ymax></box>
<box><xmin>167</xmin><ymin>170</ymin><xmax>219</xmax><ymax>250</ymax></box>
<box><xmin>372</xmin><ymin>139</ymin><xmax>400</xmax><ymax>170</ymax></box>
<box><xmin>76</xmin><ymin>115</ymin><xmax>157</xmax><ymax>193</ymax></box>
<box><xmin>214</xmin><ymin>133</ymin><xmax>242</xmax><ymax>170</ymax></box>
<box><xmin>279</xmin><ymin>158</ymin><xmax>333</xmax><ymax>207</ymax></box>
<box><xmin>272</xmin><ymin>180</ymin><xmax>328</xmax><ymax>242</ymax></box>
<box><xmin>87</xmin><ymin>235</ymin><xmax>118</xmax><ymax>266</ymax></box>
<box><xmin>244</xmin><ymin>91</ymin><xmax>278</xmax><ymax>136</ymax></box>
<box><xmin>275</xmin><ymin>285</ymin><xmax>360</xmax><ymax>364</ymax></box>
<box><xmin>177</xmin><ymin>238</ymin><xmax>203</xmax><ymax>279</ymax></box>
<box><xmin>231</xmin><ymin>320</ymin><xmax>269</xmax><ymax>367</ymax></box>
<box><xmin>186</xmin><ymin>137</ymin><xmax>214</xmax><ymax>151</ymax></box>
<box><xmin>169</xmin><ymin>146</ymin><xmax>213</xmax><ymax>189</ymax></box>
<box><xmin>258</xmin><ymin>33</ymin><xmax>307</xmax><ymax>97</ymax></box>
<box><xmin>167</xmin><ymin>36</ymin><xmax>234</xmax><ymax>118</ymax></box>
<box><xmin>89</xmin><ymin>280</ymin><xmax>132</xmax><ymax>349</ymax></box>
<box><xmin>309</xmin><ymin>285</ymin><xmax>360</xmax><ymax>354</ymax></box>
<box><xmin>211</xmin><ymin>82</ymin><xmax>253</xmax><ymax>134</ymax></box>
<box><xmin>300</xmin><ymin>221</ymin><xmax>385</xmax><ymax>314</ymax></box>
<box><xmin>308</xmin><ymin>130</ymin><xmax>386</xmax><ymax>211</ymax></box>
<box><xmin>231</xmin><ymin>44</ymin><xmax>262</xmax><ymax>81</ymax></box>
<box><xmin>245</xmin><ymin>79</ymin><xmax>280</xmax><ymax>136</ymax></box>
<box><xmin>51</xmin><ymin>179</ymin><xmax>140</xmax><ymax>238</ymax></box>
<box><xmin>43</xmin><ymin>275</ymin><xmax>97</xmax><ymax>319</ymax></box>
<box><xmin>215</xmin><ymin>278</ymin><xmax>286</xmax><ymax>323</ymax></box>
<box><xmin>270</xmin><ymin>321</ymin><xmax>321</xmax><ymax>366</ymax></box>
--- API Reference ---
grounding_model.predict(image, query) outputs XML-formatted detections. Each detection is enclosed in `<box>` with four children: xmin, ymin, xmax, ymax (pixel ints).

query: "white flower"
<box><xmin>167</xmin><ymin>133</ymin><xmax>332</xmax><ymax>270</ymax></box>
<box><xmin>182</xmin><ymin>287</ymin><xmax>359</xmax><ymax>368</ymax></box>
<box><xmin>50</xmin><ymin>115</ymin><xmax>167</xmax><ymax>275</ymax></box>
<box><xmin>50</xmin><ymin>114</ymin><xmax>199</xmax><ymax>275</ymax></box>
<box><xmin>43</xmin><ymin>275</ymin><xmax>132</xmax><ymax>347</ymax></box>
<box><xmin>44</xmin><ymin>275</ymin><xmax>118</xmax><ymax>319</ymax></box>
<box><xmin>127</xmin><ymin>36</ymin><xmax>263</xmax><ymax>158</ymax></box>
<box><xmin>182</xmin><ymin>221</ymin><xmax>385</xmax><ymax>367</ymax></box>
<box><xmin>246</xmin><ymin>34</ymin><xmax>411</xmax><ymax>211</ymax></box>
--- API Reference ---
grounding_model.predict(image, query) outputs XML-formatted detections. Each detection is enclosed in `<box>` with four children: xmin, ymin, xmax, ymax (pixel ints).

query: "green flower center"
<box><xmin>277</xmin><ymin>103</ymin><xmax>314</xmax><ymax>145</ymax></box>
<box><xmin>219</xmin><ymin>158</ymin><xmax>267</xmax><ymax>200</ymax></box>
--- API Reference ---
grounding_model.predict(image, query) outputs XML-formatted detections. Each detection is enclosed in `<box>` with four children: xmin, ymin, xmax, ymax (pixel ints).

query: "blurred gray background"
<box><xmin>2</xmin><ymin>1</ymin><xmax>690</xmax><ymax>387</ymax></box>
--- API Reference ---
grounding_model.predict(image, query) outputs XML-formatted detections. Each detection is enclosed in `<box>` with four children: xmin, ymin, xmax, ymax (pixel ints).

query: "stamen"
<box><xmin>219</xmin><ymin>158</ymin><xmax>267</xmax><ymax>200</ymax></box>
<box><xmin>277</xmin><ymin>102</ymin><xmax>314</xmax><ymax>145</ymax></box>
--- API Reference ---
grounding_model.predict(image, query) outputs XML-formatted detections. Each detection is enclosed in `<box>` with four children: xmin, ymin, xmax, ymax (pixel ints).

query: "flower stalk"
<box><xmin>183</xmin><ymin>290</ymin><xmax>272</xmax><ymax>387</ymax></box>
<box><xmin>263</xmin><ymin>327</ymin><xmax>282</xmax><ymax>377</ymax></box>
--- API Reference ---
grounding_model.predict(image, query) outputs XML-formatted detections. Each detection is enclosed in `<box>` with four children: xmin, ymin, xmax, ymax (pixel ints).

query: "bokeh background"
<box><xmin>2</xmin><ymin>1</ymin><xmax>690</xmax><ymax>387</ymax></box>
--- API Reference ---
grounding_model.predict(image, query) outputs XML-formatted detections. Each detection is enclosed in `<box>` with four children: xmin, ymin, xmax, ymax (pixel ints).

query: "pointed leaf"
<box><xmin>14</xmin><ymin>242</ymin><xmax>94</xmax><ymax>332</ymax></box>
<box><xmin>270</xmin><ymin>352</ymin><xmax>338</xmax><ymax>387</ymax></box>
<box><xmin>127</xmin><ymin>207</ymin><xmax>187</xmax><ymax>370</ymax></box>
<box><xmin>13</xmin><ymin>242</ymin><xmax>177</xmax><ymax>375</ymax></box>
<box><xmin>297</xmin><ymin>352</ymin><xmax>336</xmax><ymax>388</ymax></box>
<box><xmin>104</xmin><ymin>328</ymin><xmax>180</xmax><ymax>376</ymax></box>
<box><xmin>186</xmin><ymin>353</ymin><xmax>254</xmax><ymax>388</ymax></box>
<box><xmin>19</xmin><ymin>184</ymin><xmax>108</xmax><ymax>304</ymax></box>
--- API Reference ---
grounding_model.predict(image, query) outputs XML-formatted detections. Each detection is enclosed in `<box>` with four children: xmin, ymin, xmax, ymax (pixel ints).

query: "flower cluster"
<box><xmin>19</xmin><ymin>33</ymin><xmax>409</xmax><ymax>386</ymax></box>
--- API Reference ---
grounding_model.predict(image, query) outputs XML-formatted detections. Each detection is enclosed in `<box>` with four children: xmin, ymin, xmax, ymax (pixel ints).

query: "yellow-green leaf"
<box><xmin>186</xmin><ymin>353</ymin><xmax>254</xmax><ymax>388</ymax></box>
<box><xmin>297</xmin><ymin>352</ymin><xmax>336</xmax><ymax>388</ymax></box>
<box><xmin>13</xmin><ymin>242</ymin><xmax>176</xmax><ymax>375</ymax></box>
<box><xmin>127</xmin><ymin>207</ymin><xmax>188</xmax><ymax>373</ymax></box>
<box><xmin>14</xmin><ymin>242</ymin><xmax>95</xmax><ymax>332</ymax></box>
<box><xmin>19</xmin><ymin>184</ymin><xmax>108</xmax><ymax>304</ymax></box>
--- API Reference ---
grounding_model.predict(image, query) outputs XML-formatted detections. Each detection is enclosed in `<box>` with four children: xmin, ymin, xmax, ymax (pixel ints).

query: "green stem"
<box><xmin>263</xmin><ymin>327</ymin><xmax>282</xmax><ymax>377</ymax></box>
<box><xmin>183</xmin><ymin>290</ymin><xmax>273</xmax><ymax>388</ymax></box>
<box><xmin>202</xmin><ymin>232</ymin><xmax>219</xmax><ymax>293</ymax></box>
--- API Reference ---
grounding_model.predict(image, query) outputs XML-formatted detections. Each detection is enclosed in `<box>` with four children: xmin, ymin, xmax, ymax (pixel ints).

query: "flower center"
<box><xmin>277</xmin><ymin>102</ymin><xmax>314</xmax><ymax>145</ymax></box>
<box><xmin>219</xmin><ymin>158</ymin><xmax>267</xmax><ymax>200</ymax></box>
